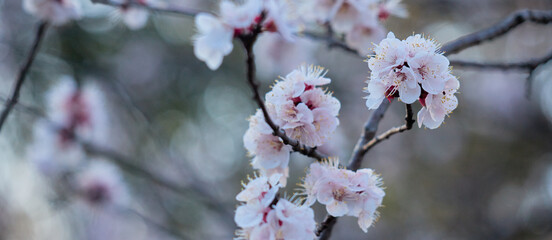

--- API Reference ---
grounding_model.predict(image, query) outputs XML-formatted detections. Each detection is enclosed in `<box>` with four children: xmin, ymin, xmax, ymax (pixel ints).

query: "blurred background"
<box><xmin>1</xmin><ymin>0</ymin><xmax>552</xmax><ymax>239</ymax></box>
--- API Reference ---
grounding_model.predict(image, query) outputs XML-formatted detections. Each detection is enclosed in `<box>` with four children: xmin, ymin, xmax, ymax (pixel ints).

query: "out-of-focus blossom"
<box><xmin>76</xmin><ymin>160</ymin><xmax>130</xmax><ymax>207</ymax></box>
<box><xmin>376</xmin><ymin>0</ymin><xmax>409</xmax><ymax>21</ymax></box>
<box><xmin>365</xmin><ymin>32</ymin><xmax>458</xmax><ymax>129</ymax></box>
<box><xmin>23</xmin><ymin>0</ymin><xmax>82</xmax><ymax>25</ymax></box>
<box><xmin>235</xmin><ymin>174</ymin><xmax>316</xmax><ymax>239</ymax></box>
<box><xmin>345</xmin><ymin>17</ymin><xmax>386</xmax><ymax>56</ymax></box>
<box><xmin>244</xmin><ymin>110</ymin><xmax>292</xmax><ymax>185</ymax></box>
<box><xmin>193</xmin><ymin>0</ymin><xmax>300</xmax><ymax>70</ymax></box>
<box><xmin>298</xmin><ymin>0</ymin><xmax>407</xmax><ymax>54</ymax></box>
<box><xmin>27</xmin><ymin>77</ymin><xmax>110</xmax><ymax>178</ymax></box>
<box><xmin>301</xmin><ymin>158</ymin><xmax>385</xmax><ymax>232</ymax></box>
<box><xmin>118</xmin><ymin>7</ymin><xmax>149</xmax><ymax>30</ymax></box>
<box><xmin>254</xmin><ymin>34</ymin><xmax>317</xmax><ymax>79</ymax></box>
<box><xmin>265</xmin><ymin>65</ymin><xmax>340</xmax><ymax>147</ymax></box>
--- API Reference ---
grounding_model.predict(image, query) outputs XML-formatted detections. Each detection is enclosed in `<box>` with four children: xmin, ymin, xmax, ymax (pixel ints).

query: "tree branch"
<box><xmin>360</xmin><ymin>104</ymin><xmax>414</xmax><ymax>154</ymax></box>
<box><xmin>450</xmin><ymin>50</ymin><xmax>552</xmax><ymax>70</ymax></box>
<box><xmin>440</xmin><ymin>9</ymin><xmax>552</xmax><ymax>56</ymax></box>
<box><xmin>0</xmin><ymin>21</ymin><xmax>48</xmax><ymax>133</ymax></box>
<box><xmin>239</xmin><ymin>23</ymin><xmax>328</xmax><ymax>161</ymax></box>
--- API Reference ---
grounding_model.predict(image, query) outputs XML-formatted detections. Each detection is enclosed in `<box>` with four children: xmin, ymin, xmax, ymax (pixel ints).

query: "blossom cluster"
<box><xmin>302</xmin><ymin>158</ymin><xmax>385</xmax><ymax>232</ymax></box>
<box><xmin>234</xmin><ymin>174</ymin><xmax>316</xmax><ymax>240</ymax></box>
<box><xmin>299</xmin><ymin>0</ymin><xmax>408</xmax><ymax>55</ymax></box>
<box><xmin>27</xmin><ymin>78</ymin><xmax>128</xmax><ymax>208</ymax></box>
<box><xmin>193</xmin><ymin>0</ymin><xmax>298</xmax><ymax>70</ymax></box>
<box><xmin>244</xmin><ymin>65</ymin><xmax>340</xmax><ymax>184</ymax></box>
<box><xmin>366</xmin><ymin>32</ymin><xmax>459</xmax><ymax>129</ymax></box>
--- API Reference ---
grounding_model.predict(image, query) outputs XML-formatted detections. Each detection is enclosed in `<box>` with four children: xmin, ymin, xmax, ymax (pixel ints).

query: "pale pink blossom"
<box><xmin>265</xmin><ymin>65</ymin><xmax>340</xmax><ymax>147</ymax></box>
<box><xmin>417</xmin><ymin>74</ymin><xmax>460</xmax><ymax>129</ymax></box>
<box><xmin>236</xmin><ymin>173</ymin><xmax>282</xmax><ymax>206</ymax></box>
<box><xmin>302</xmin><ymin>158</ymin><xmax>385</xmax><ymax>232</ymax></box>
<box><xmin>366</xmin><ymin>32</ymin><xmax>457</xmax><ymax>124</ymax></box>
<box><xmin>235</xmin><ymin>198</ymin><xmax>316</xmax><ymax>240</ymax></box>
<box><xmin>23</xmin><ymin>0</ymin><xmax>82</xmax><ymax>25</ymax></box>
<box><xmin>244</xmin><ymin>110</ymin><xmax>292</xmax><ymax>185</ymax></box>
<box><xmin>263</xmin><ymin>0</ymin><xmax>299</xmax><ymax>41</ymax></box>
<box><xmin>193</xmin><ymin>13</ymin><xmax>234</xmax><ymax>70</ymax></box>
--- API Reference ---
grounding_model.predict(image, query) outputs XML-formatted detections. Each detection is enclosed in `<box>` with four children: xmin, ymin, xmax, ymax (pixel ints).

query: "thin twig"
<box><xmin>450</xmin><ymin>50</ymin><xmax>552</xmax><ymax>70</ymax></box>
<box><xmin>239</xmin><ymin>19</ymin><xmax>328</xmax><ymax>161</ymax></box>
<box><xmin>440</xmin><ymin>9</ymin><xmax>552</xmax><ymax>56</ymax></box>
<box><xmin>360</xmin><ymin>104</ymin><xmax>414</xmax><ymax>154</ymax></box>
<box><xmin>0</xmin><ymin>21</ymin><xmax>48</xmax><ymax>133</ymax></box>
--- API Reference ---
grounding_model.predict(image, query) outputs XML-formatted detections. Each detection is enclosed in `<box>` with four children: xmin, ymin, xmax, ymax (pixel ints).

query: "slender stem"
<box><xmin>360</xmin><ymin>104</ymin><xmax>414</xmax><ymax>154</ymax></box>
<box><xmin>0</xmin><ymin>21</ymin><xmax>48</xmax><ymax>133</ymax></box>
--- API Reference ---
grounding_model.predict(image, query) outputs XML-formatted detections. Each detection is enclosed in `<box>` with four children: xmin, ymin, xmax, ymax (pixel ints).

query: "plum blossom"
<box><xmin>301</xmin><ymin>158</ymin><xmax>385</xmax><ymax>232</ymax></box>
<box><xmin>23</xmin><ymin>0</ymin><xmax>82</xmax><ymax>25</ymax></box>
<box><xmin>265</xmin><ymin>65</ymin><xmax>340</xmax><ymax>147</ymax></box>
<box><xmin>417</xmin><ymin>74</ymin><xmax>460</xmax><ymax>129</ymax></box>
<box><xmin>244</xmin><ymin>110</ymin><xmax>292</xmax><ymax>185</ymax></box>
<box><xmin>76</xmin><ymin>160</ymin><xmax>130</xmax><ymax>207</ymax></box>
<box><xmin>193</xmin><ymin>0</ymin><xmax>299</xmax><ymax>70</ymax></box>
<box><xmin>365</xmin><ymin>32</ymin><xmax>459</xmax><ymax>129</ymax></box>
<box><xmin>235</xmin><ymin>174</ymin><xmax>316</xmax><ymax>239</ymax></box>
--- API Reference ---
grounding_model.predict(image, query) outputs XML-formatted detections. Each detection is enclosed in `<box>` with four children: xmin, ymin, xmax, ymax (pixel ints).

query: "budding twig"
<box><xmin>0</xmin><ymin>21</ymin><xmax>48</xmax><ymax>134</ymax></box>
<box><xmin>239</xmin><ymin>19</ymin><xmax>328</xmax><ymax>162</ymax></box>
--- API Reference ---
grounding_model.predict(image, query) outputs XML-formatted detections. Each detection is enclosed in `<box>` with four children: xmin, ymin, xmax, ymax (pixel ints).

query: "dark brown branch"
<box><xmin>441</xmin><ymin>9</ymin><xmax>552</xmax><ymax>56</ymax></box>
<box><xmin>239</xmin><ymin>22</ymin><xmax>328</xmax><ymax>161</ymax></box>
<box><xmin>450</xmin><ymin>50</ymin><xmax>552</xmax><ymax>70</ymax></box>
<box><xmin>0</xmin><ymin>21</ymin><xmax>48</xmax><ymax>133</ymax></box>
<box><xmin>91</xmin><ymin>0</ymin><xmax>201</xmax><ymax>17</ymax></box>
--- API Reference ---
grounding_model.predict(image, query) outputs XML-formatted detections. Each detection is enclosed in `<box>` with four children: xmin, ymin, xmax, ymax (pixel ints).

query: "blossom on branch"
<box><xmin>193</xmin><ymin>0</ymin><xmax>299</xmax><ymax>70</ymax></box>
<box><xmin>265</xmin><ymin>65</ymin><xmax>340</xmax><ymax>147</ymax></box>
<box><xmin>244</xmin><ymin>110</ymin><xmax>292</xmax><ymax>185</ymax></box>
<box><xmin>235</xmin><ymin>174</ymin><xmax>316</xmax><ymax>239</ymax></box>
<box><xmin>23</xmin><ymin>0</ymin><xmax>82</xmax><ymax>25</ymax></box>
<box><xmin>301</xmin><ymin>158</ymin><xmax>385</xmax><ymax>232</ymax></box>
<box><xmin>365</xmin><ymin>32</ymin><xmax>459</xmax><ymax>129</ymax></box>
